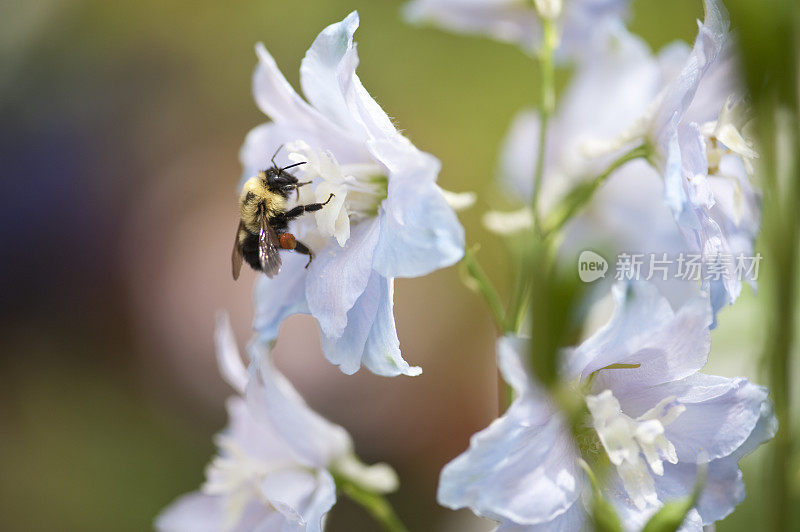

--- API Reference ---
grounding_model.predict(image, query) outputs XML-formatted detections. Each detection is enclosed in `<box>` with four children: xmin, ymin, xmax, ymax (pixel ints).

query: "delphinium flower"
<box><xmin>156</xmin><ymin>314</ymin><xmax>398</xmax><ymax>531</ymax></box>
<box><xmin>491</xmin><ymin>0</ymin><xmax>759</xmax><ymax>319</ymax></box>
<box><xmin>438</xmin><ymin>282</ymin><xmax>776</xmax><ymax>530</ymax></box>
<box><xmin>402</xmin><ymin>0</ymin><xmax>630</xmax><ymax>60</ymax></box>
<box><xmin>590</xmin><ymin>0</ymin><xmax>758</xmax><ymax>314</ymax></box>
<box><xmin>240</xmin><ymin>11</ymin><xmax>464</xmax><ymax>376</ymax></box>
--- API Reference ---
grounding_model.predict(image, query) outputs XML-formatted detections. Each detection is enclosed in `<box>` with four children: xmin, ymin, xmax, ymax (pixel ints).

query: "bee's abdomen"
<box><xmin>238</xmin><ymin>229</ymin><xmax>262</xmax><ymax>271</ymax></box>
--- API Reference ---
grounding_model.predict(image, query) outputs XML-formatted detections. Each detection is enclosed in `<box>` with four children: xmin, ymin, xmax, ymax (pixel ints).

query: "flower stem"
<box><xmin>461</xmin><ymin>247</ymin><xmax>507</xmax><ymax>332</ymax></box>
<box><xmin>500</xmin><ymin>15</ymin><xmax>560</xmax><ymax>343</ymax></box>
<box><xmin>336</xmin><ymin>476</ymin><xmax>409</xmax><ymax>532</ymax></box>
<box><xmin>530</xmin><ymin>17</ymin><xmax>558</xmax><ymax>231</ymax></box>
<box><xmin>542</xmin><ymin>143</ymin><xmax>651</xmax><ymax>237</ymax></box>
<box><xmin>760</xmin><ymin>107</ymin><xmax>800</xmax><ymax>532</ymax></box>
<box><xmin>505</xmin><ymin>254</ymin><xmax>533</xmax><ymax>333</ymax></box>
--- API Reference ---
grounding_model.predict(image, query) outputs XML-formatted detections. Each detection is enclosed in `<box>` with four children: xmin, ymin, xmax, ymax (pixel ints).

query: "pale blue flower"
<box><xmin>585</xmin><ymin>0</ymin><xmax>757</xmax><ymax>315</ymax></box>
<box><xmin>241</xmin><ymin>12</ymin><xmax>464</xmax><ymax>376</ymax></box>
<box><xmin>156</xmin><ymin>314</ymin><xmax>398</xmax><ymax>531</ymax></box>
<box><xmin>488</xmin><ymin>22</ymin><xmax>693</xmax><ymax>308</ymax></box>
<box><xmin>403</xmin><ymin>0</ymin><xmax>629</xmax><ymax>60</ymax></box>
<box><xmin>494</xmin><ymin>0</ymin><xmax>759</xmax><ymax>322</ymax></box>
<box><xmin>438</xmin><ymin>282</ymin><xmax>776</xmax><ymax>531</ymax></box>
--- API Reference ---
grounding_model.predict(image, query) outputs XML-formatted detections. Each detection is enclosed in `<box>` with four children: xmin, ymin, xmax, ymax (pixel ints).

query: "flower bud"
<box><xmin>534</xmin><ymin>0</ymin><xmax>562</xmax><ymax>20</ymax></box>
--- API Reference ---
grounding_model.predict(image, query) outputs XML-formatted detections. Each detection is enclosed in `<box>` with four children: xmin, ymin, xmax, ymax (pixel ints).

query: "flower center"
<box><xmin>586</xmin><ymin>389</ymin><xmax>685</xmax><ymax>510</ymax></box>
<box><xmin>287</xmin><ymin>140</ymin><xmax>387</xmax><ymax>247</ymax></box>
<box><xmin>202</xmin><ymin>436</ymin><xmax>301</xmax><ymax>528</ymax></box>
<box><xmin>701</xmin><ymin>95</ymin><xmax>758</xmax><ymax>176</ymax></box>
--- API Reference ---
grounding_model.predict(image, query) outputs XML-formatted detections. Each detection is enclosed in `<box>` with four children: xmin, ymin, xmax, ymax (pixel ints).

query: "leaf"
<box><xmin>579</xmin><ymin>459</ymin><xmax>624</xmax><ymax>532</ymax></box>
<box><xmin>591</xmin><ymin>492</ymin><xmax>625</xmax><ymax>532</ymax></box>
<box><xmin>640</xmin><ymin>496</ymin><xmax>694</xmax><ymax>532</ymax></box>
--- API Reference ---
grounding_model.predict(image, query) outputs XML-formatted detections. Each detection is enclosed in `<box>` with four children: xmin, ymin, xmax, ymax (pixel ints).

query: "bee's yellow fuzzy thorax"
<box><xmin>239</xmin><ymin>175</ymin><xmax>287</xmax><ymax>233</ymax></box>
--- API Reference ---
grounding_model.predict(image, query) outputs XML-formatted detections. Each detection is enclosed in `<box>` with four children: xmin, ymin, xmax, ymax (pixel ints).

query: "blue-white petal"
<box><xmin>299</xmin><ymin>12</ymin><xmax>363</xmax><ymax>136</ymax></box>
<box><xmin>494</xmin><ymin>498</ymin><xmax>586</xmax><ymax>531</ymax></box>
<box><xmin>571</xmin><ymin>283</ymin><xmax>712</xmax><ymax>390</ymax></box>
<box><xmin>438</xmin><ymin>399</ymin><xmax>581</xmax><ymax>525</ymax></box>
<box><xmin>372</xmin><ymin>172</ymin><xmax>464</xmax><ymax>279</ymax></box>
<box><xmin>614</xmin><ymin>373</ymin><xmax>771</xmax><ymax>464</ymax></box>
<box><xmin>321</xmin><ymin>272</ymin><xmax>421</xmax><ymax>376</ymax></box>
<box><xmin>246</xmin><ymin>349</ymin><xmax>353</xmax><ymax>467</ymax></box>
<box><xmin>253</xmin><ymin>43</ymin><xmax>333</xmax><ymax>133</ymax></box>
<box><xmin>253</xmin><ymin>253</ymin><xmax>310</xmax><ymax>345</ymax></box>
<box><xmin>260</xmin><ymin>468</ymin><xmax>337</xmax><ymax>532</ymax></box>
<box><xmin>305</xmin><ymin>219</ymin><xmax>380</xmax><ymax>338</ymax></box>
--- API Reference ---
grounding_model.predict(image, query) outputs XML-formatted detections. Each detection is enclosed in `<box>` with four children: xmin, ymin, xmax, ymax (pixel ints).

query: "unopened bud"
<box><xmin>534</xmin><ymin>0</ymin><xmax>562</xmax><ymax>20</ymax></box>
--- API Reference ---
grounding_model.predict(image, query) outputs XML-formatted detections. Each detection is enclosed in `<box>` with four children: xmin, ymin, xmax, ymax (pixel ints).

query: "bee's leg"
<box><xmin>293</xmin><ymin>241</ymin><xmax>314</xmax><ymax>269</ymax></box>
<box><xmin>283</xmin><ymin>193</ymin><xmax>335</xmax><ymax>220</ymax></box>
<box><xmin>277</xmin><ymin>181</ymin><xmax>311</xmax><ymax>200</ymax></box>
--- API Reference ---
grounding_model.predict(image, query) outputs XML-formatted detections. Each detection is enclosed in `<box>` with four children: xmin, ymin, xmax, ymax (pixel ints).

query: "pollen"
<box><xmin>279</xmin><ymin>233</ymin><xmax>297</xmax><ymax>250</ymax></box>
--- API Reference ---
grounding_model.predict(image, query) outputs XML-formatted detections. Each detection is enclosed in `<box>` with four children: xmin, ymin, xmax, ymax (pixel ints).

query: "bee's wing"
<box><xmin>231</xmin><ymin>220</ymin><xmax>245</xmax><ymax>280</ymax></box>
<box><xmin>258</xmin><ymin>209</ymin><xmax>282</xmax><ymax>278</ymax></box>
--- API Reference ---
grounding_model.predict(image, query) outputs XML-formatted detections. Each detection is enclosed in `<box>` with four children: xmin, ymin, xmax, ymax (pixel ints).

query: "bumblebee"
<box><xmin>231</xmin><ymin>152</ymin><xmax>333</xmax><ymax>280</ymax></box>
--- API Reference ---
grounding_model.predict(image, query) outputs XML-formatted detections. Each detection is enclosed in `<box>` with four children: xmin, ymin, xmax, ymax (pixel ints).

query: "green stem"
<box><xmin>335</xmin><ymin>476</ymin><xmax>409</xmax><ymax>532</ymax></box>
<box><xmin>461</xmin><ymin>248</ymin><xmax>507</xmax><ymax>332</ymax></box>
<box><xmin>505</xmin><ymin>262</ymin><xmax>533</xmax><ymax>334</ymax></box>
<box><xmin>543</xmin><ymin>144</ymin><xmax>651</xmax><ymax>237</ymax></box>
<box><xmin>502</xmin><ymin>16</ymin><xmax>559</xmax><ymax>340</ymax></box>
<box><xmin>531</xmin><ymin>17</ymin><xmax>558</xmax><ymax>231</ymax></box>
<box><xmin>762</xmin><ymin>105</ymin><xmax>800</xmax><ymax>532</ymax></box>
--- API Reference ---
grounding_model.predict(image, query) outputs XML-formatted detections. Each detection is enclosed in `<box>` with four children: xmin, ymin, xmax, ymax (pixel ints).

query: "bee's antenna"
<box><xmin>270</xmin><ymin>145</ymin><xmax>284</xmax><ymax>167</ymax></box>
<box><xmin>280</xmin><ymin>161</ymin><xmax>307</xmax><ymax>172</ymax></box>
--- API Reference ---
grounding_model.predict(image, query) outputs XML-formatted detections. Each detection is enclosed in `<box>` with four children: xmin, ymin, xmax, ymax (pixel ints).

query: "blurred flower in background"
<box><xmin>157</xmin><ymin>314</ymin><xmax>397</xmax><ymax>532</ymax></box>
<box><xmin>403</xmin><ymin>0</ymin><xmax>630</xmax><ymax>59</ymax></box>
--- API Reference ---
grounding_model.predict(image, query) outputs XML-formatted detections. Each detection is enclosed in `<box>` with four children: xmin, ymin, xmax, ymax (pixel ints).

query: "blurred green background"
<box><xmin>1</xmin><ymin>0</ymin><xmax>792</xmax><ymax>530</ymax></box>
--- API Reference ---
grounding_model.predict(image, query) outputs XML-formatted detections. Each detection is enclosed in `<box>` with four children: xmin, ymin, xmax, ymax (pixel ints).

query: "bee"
<box><xmin>231</xmin><ymin>149</ymin><xmax>334</xmax><ymax>280</ymax></box>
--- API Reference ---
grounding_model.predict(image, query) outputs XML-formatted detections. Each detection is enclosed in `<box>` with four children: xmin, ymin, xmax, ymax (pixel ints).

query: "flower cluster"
<box><xmin>157</xmin><ymin>1</ymin><xmax>777</xmax><ymax>530</ymax></box>
<box><xmin>418</xmin><ymin>0</ymin><xmax>775</xmax><ymax>530</ymax></box>
<box><xmin>157</xmin><ymin>314</ymin><xmax>398</xmax><ymax>531</ymax></box>
<box><xmin>438</xmin><ymin>283</ymin><xmax>776</xmax><ymax>530</ymax></box>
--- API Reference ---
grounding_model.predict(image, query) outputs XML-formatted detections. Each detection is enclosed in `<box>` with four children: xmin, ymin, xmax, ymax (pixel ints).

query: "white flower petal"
<box><xmin>299</xmin><ymin>12</ymin><xmax>363</xmax><ymax>136</ymax></box>
<box><xmin>332</xmin><ymin>454</ymin><xmax>399</xmax><ymax>494</ymax></box>
<box><xmin>588</xmin><ymin>289</ymin><xmax>712</xmax><ymax>392</ymax></box>
<box><xmin>321</xmin><ymin>273</ymin><xmax>421</xmax><ymax>376</ymax></box>
<box><xmin>614</xmin><ymin>373</ymin><xmax>770</xmax><ymax>464</ymax></box>
<box><xmin>650</xmin><ymin>0</ymin><xmax>729</xmax><ymax>146</ymax></box>
<box><xmin>253</xmin><ymin>43</ymin><xmax>333</xmax><ymax>133</ymax></box>
<box><xmin>568</xmin><ymin>282</ymin><xmax>673</xmax><ymax>379</ymax></box>
<box><xmin>214</xmin><ymin>312</ymin><xmax>248</xmax><ymax>394</ymax></box>
<box><xmin>361</xmin><ymin>275</ymin><xmax>422</xmax><ymax>376</ymax></box>
<box><xmin>373</xmin><ymin>172</ymin><xmax>465</xmax><ymax>279</ymax></box>
<box><xmin>259</xmin><ymin>469</ymin><xmax>335</xmax><ymax>531</ymax></box>
<box><xmin>497</xmin><ymin>335</ymin><xmax>533</xmax><ymax>396</ymax></box>
<box><xmin>305</xmin><ymin>219</ymin><xmax>380</xmax><ymax>338</ymax></box>
<box><xmin>494</xmin><ymin>497</ymin><xmax>586</xmax><ymax>531</ymax></box>
<box><xmin>483</xmin><ymin>207</ymin><xmax>534</xmax><ymax>235</ymax></box>
<box><xmin>253</xmin><ymin>253</ymin><xmax>310</xmax><ymax>345</ymax></box>
<box><xmin>155</xmin><ymin>493</ymin><xmax>227</xmax><ymax>532</ymax></box>
<box><xmin>403</xmin><ymin>0</ymin><xmax>539</xmax><ymax>52</ymax></box>
<box><xmin>438</xmin><ymin>187</ymin><xmax>477</xmax><ymax>211</ymax></box>
<box><xmin>438</xmin><ymin>401</ymin><xmax>581</xmax><ymax>525</ymax></box>
<box><xmin>246</xmin><ymin>350</ymin><xmax>353</xmax><ymax>467</ymax></box>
